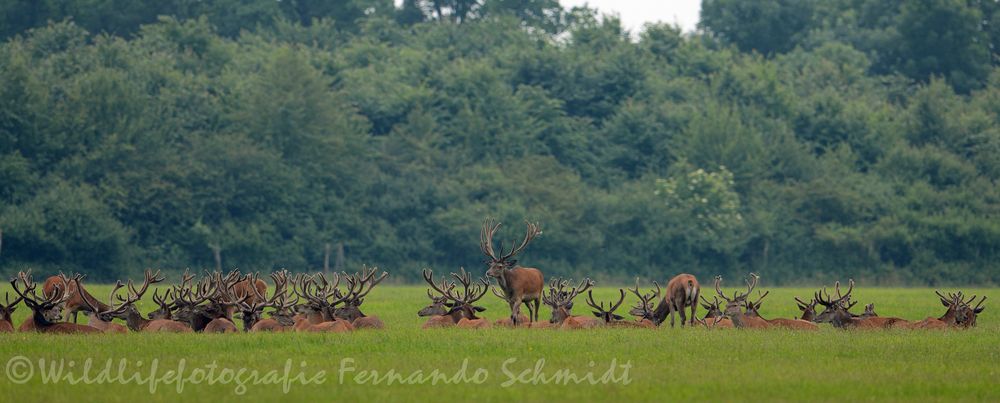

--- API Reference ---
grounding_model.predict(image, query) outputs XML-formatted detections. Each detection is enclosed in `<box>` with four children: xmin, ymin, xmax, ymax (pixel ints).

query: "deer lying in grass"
<box><xmin>906</xmin><ymin>291</ymin><xmax>976</xmax><ymax>329</ymax></box>
<box><xmin>291</xmin><ymin>273</ymin><xmax>354</xmax><ymax>333</ymax></box>
<box><xmin>333</xmin><ymin>266</ymin><xmax>388</xmax><ymax>329</ymax></box>
<box><xmin>815</xmin><ymin>280</ymin><xmax>909</xmax><ymax>329</ymax></box>
<box><xmin>233</xmin><ymin>270</ymin><xmax>296</xmax><ymax>332</ymax></box>
<box><xmin>0</xmin><ymin>292</ymin><xmax>22</xmax><ymax>332</ymax></box>
<box><xmin>713</xmin><ymin>274</ymin><xmax>771</xmax><ymax>329</ymax></box>
<box><xmin>697</xmin><ymin>296</ymin><xmax>733</xmax><ymax>328</ymax></box>
<box><xmin>420</xmin><ymin>269</ymin><xmax>488</xmax><ymax>328</ymax></box>
<box><xmin>11</xmin><ymin>271</ymin><xmax>100</xmax><ymax>334</ymax></box>
<box><xmin>481</xmin><ymin>218</ymin><xmax>544</xmax><ymax>325</ymax></box>
<box><xmin>114</xmin><ymin>270</ymin><xmax>192</xmax><ymax>333</ymax></box>
<box><xmin>541</xmin><ymin>278</ymin><xmax>601</xmax><ymax>329</ymax></box>
<box><xmin>743</xmin><ymin>291</ymin><xmax>818</xmax><ymax>330</ymax></box>
<box><xmin>960</xmin><ymin>296</ymin><xmax>986</xmax><ymax>328</ymax></box>
<box><xmin>624</xmin><ymin>279</ymin><xmax>660</xmax><ymax>328</ymax></box>
<box><xmin>794</xmin><ymin>296</ymin><xmax>818</xmax><ymax>322</ymax></box>
<box><xmin>588</xmin><ymin>289</ymin><xmax>653</xmax><ymax>329</ymax></box>
<box><xmin>438</xmin><ymin>268</ymin><xmax>492</xmax><ymax>329</ymax></box>
<box><xmin>78</xmin><ymin>280</ymin><xmax>129</xmax><ymax>334</ymax></box>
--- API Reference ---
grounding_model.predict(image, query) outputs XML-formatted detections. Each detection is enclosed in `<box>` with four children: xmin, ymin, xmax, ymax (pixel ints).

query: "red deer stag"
<box><xmin>713</xmin><ymin>274</ymin><xmax>771</xmax><ymax>329</ymax></box>
<box><xmin>481</xmin><ymin>218</ymin><xmax>544</xmax><ymax>325</ymax></box>
<box><xmin>743</xmin><ymin>291</ymin><xmax>819</xmax><ymax>330</ymax></box>
<box><xmin>960</xmin><ymin>296</ymin><xmax>986</xmax><ymax>328</ymax></box>
<box><xmin>906</xmin><ymin>291</ymin><xmax>976</xmax><ymax>329</ymax></box>
<box><xmin>420</xmin><ymin>269</ymin><xmax>484</xmax><ymax>328</ymax></box>
<box><xmin>625</xmin><ymin>279</ymin><xmax>660</xmax><ymax>328</ymax></box>
<box><xmin>0</xmin><ymin>292</ymin><xmax>22</xmax><ymax>332</ymax></box>
<box><xmin>814</xmin><ymin>280</ymin><xmax>907</xmax><ymax>329</ymax></box>
<box><xmin>585</xmin><ymin>289</ymin><xmax>650</xmax><ymax>328</ymax></box>
<box><xmin>10</xmin><ymin>272</ymin><xmax>100</xmax><ymax>334</ymax></box>
<box><xmin>654</xmin><ymin>273</ymin><xmax>700</xmax><ymax>327</ymax></box>
<box><xmin>42</xmin><ymin>272</ymin><xmax>115</xmax><ymax>323</ymax></box>
<box><xmin>541</xmin><ymin>278</ymin><xmax>601</xmax><ymax>329</ymax></box>
<box><xmin>78</xmin><ymin>280</ymin><xmax>129</xmax><ymax>333</ymax></box>
<box><xmin>334</xmin><ymin>266</ymin><xmax>389</xmax><ymax>329</ymax></box>
<box><xmin>697</xmin><ymin>296</ymin><xmax>734</xmax><ymax>328</ymax></box>
<box><xmin>794</xmin><ymin>296</ymin><xmax>818</xmax><ymax>322</ymax></box>
<box><xmin>439</xmin><ymin>268</ymin><xmax>492</xmax><ymax>329</ymax></box>
<box><xmin>291</xmin><ymin>273</ymin><xmax>354</xmax><ymax>333</ymax></box>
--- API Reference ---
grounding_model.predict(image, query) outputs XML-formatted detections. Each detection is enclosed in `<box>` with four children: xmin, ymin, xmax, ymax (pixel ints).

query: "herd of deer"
<box><xmin>0</xmin><ymin>219</ymin><xmax>987</xmax><ymax>334</ymax></box>
<box><xmin>0</xmin><ymin>266</ymin><xmax>388</xmax><ymax>334</ymax></box>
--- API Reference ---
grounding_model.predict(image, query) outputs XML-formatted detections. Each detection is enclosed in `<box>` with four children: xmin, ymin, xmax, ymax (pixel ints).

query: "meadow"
<box><xmin>0</xmin><ymin>284</ymin><xmax>997</xmax><ymax>402</ymax></box>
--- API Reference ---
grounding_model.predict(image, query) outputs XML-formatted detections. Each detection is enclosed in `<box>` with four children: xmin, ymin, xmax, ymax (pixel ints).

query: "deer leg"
<box><xmin>71</xmin><ymin>310</ymin><xmax>78</xmax><ymax>324</ymax></box>
<box><xmin>669</xmin><ymin>302</ymin><xmax>676</xmax><ymax>328</ymax></box>
<box><xmin>531</xmin><ymin>299</ymin><xmax>540</xmax><ymax>322</ymax></box>
<box><xmin>689</xmin><ymin>293</ymin><xmax>699</xmax><ymax>326</ymax></box>
<box><xmin>678</xmin><ymin>304</ymin><xmax>687</xmax><ymax>328</ymax></box>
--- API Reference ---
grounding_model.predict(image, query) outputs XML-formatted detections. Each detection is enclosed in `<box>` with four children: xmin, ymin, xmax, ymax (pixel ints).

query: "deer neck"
<box><xmin>124</xmin><ymin>309</ymin><xmax>151</xmax><ymax>331</ymax></box>
<box><xmin>939</xmin><ymin>307</ymin><xmax>958</xmax><ymax>324</ymax></box>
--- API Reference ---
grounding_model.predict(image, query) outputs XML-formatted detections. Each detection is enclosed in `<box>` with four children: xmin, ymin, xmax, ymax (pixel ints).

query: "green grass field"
<box><xmin>0</xmin><ymin>284</ymin><xmax>997</xmax><ymax>402</ymax></box>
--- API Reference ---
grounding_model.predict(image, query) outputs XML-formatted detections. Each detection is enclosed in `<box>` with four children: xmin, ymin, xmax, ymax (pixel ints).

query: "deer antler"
<box><xmin>480</xmin><ymin>218</ymin><xmax>502</xmax><ymax>261</ymax></box>
<box><xmin>499</xmin><ymin>220</ymin><xmax>541</xmax><ymax>262</ymax></box>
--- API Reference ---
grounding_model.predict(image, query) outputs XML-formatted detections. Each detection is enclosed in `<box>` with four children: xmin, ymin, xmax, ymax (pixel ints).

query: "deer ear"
<box><xmin>474</xmin><ymin>306</ymin><xmax>486</xmax><ymax>312</ymax></box>
<box><xmin>941</xmin><ymin>299</ymin><xmax>951</xmax><ymax>307</ymax></box>
<box><xmin>508</xmin><ymin>260</ymin><xmax>518</xmax><ymax>267</ymax></box>
<box><xmin>974</xmin><ymin>307</ymin><xmax>985</xmax><ymax>314</ymax></box>
<box><xmin>566</xmin><ymin>301</ymin><xmax>574</xmax><ymax>309</ymax></box>
<box><xmin>592</xmin><ymin>311</ymin><xmax>602</xmax><ymax>318</ymax></box>
<box><xmin>613</xmin><ymin>314</ymin><xmax>624</xmax><ymax>320</ymax></box>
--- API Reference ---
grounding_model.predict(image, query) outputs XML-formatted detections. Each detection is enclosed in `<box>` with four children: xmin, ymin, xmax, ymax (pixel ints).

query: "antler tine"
<box><xmin>627</xmin><ymin>277</ymin><xmax>642</xmax><ymax>299</ymax></box>
<box><xmin>491</xmin><ymin>285</ymin><xmax>507</xmax><ymax>300</ymax></box>
<box><xmin>500</xmin><ymin>220</ymin><xmax>541</xmax><ymax>261</ymax></box>
<box><xmin>651</xmin><ymin>280</ymin><xmax>661</xmax><ymax>300</ymax></box>
<box><xmin>837</xmin><ymin>279</ymin><xmax>855</xmax><ymax>304</ymax></box>
<box><xmin>563</xmin><ymin>278</ymin><xmax>594</xmax><ymax>305</ymax></box>
<box><xmin>351</xmin><ymin>267</ymin><xmax>388</xmax><ymax>301</ymax></box>
<box><xmin>755</xmin><ymin>290</ymin><xmax>770</xmax><ymax>305</ymax></box>
<box><xmin>974</xmin><ymin>296</ymin><xmax>987</xmax><ymax>309</ymax></box>
<box><xmin>585</xmin><ymin>290</ymin><xmax>602</xmax><ymax>312</ymax></box>
<box><xmin>480</xmin><ymin>217</ymin><xmax>502</xmax><ymax>261</ymax></box>
<box><xmin>609</xmin><ymin>289</ymin><xmax>626</xmax><ymax>313</ymax></box>
<box><xmin>127</xmin><ymin>269</ymin><xmax>165</xmax><ymax>301</ymax></box>
<box><xmin>714</xmin><ymin>275</ymin><xmax>732</xmax><ymax>302</ymax></box>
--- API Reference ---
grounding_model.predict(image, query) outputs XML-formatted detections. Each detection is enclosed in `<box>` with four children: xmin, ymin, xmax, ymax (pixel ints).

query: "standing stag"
<box><xmin>654</xmin><ymin>273</ymin><xmax>700</xmax><ymax>327</ymax></box>
<box><xmin>481</xmin><ymin>218</ymin><xmax>544</xmax><ymax>325</ymax></box>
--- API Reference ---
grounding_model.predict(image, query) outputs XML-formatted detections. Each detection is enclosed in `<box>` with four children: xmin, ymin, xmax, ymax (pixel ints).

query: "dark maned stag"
<box><xmin>713</xmin><ymin>274</ymin><xmax>771</xmax><ymax>329</ymax></box>
<box><xmin>586</xmin><ymin>289</ymin><xmax>651</xmax><ymax>328</ymax></box>
<box><xmin>42</xmin><ymin>272</ymin><xmax>114</xmax><ymax>323</ymax></box>
<box><xmin>654</xmin><ymin>273</ymin><xmax>700</xmax><ymax>327</ymax></box>
<box><xmin>10</xmin><ymin>272</ymin><xmax>99</xmax><ymax>334</ymax></box>
<box><xmin>0</xmin><ymin>292</ymin><xmax>22</xmax><ymax>332</ymax></box>
<box><xmin>743</xmin><ymin>291</ymin><xmax>818</xmax><ymax>330</ymax></box>
<box><xmin>481</xmin><ymin>218</ymin><xmax>544</xmax><ymax>325</ymax></box>
<box><xmin>815</xmin><ymin>280</ymin><xmax>908</xmax><ymax>329</ymax></box>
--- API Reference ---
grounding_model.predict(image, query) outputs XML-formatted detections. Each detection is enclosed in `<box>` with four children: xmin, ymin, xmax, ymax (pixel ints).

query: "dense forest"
<box><xmin>0</xmin><ymin>0</ymin><xmax>998</xmax><ymax>285</ymax></box>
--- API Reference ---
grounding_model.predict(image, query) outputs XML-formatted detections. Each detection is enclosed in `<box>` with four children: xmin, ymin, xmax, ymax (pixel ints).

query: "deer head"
<box><xmin>700</xmin><ymin>295</ymin><xmax>724</xmax><ymax>318</ymax></box>
<box><xmin>961</xmin><ymin>295</ymin><xmax>986</xmax><ymax>328</ymax></box>
<box><xmin>0</xmin><ymin>292</ymin><xmax>23</xmax><ymax>323</ymax></box>
<box><xmin>627</xmin><ymin>278</ymin><xmax>660</xmax><ymax>322</ymax></box>
<box><xmin>743</xmin><ymin>290</ymin><xmax>770</xmax><ymax>318</ymax></box>
<box><xmin>541</xmin><ymin>277</ymin><xmax>592</xmax><ymax>324</ymax></box>
<box><xmin>814</xmin><ymin>279</ymin><xmax>857</xmax><ymax>326</ymax></box>
<box><xmin>794</xmin><ymin>296</ymin><xmax>817</xmax><ymax>321</ymax></box>
<box><xmin>586</xmin><ymin>289</ymin><xmax>626</xmax><ymax>323</ymax></box>
<box><xmin>480</xmin><ymin>218</ymin><xmax>540</xmax><ymax>278</ymax></box>
<box><xmin>861</xmin><ymin>303</ymin><xmax>877</xmax><ymax>318</ymax></box>
<box><xmin>10</xmin><ymin>270</ymin><xmax>69</xmax><ymax>324</ymax></box>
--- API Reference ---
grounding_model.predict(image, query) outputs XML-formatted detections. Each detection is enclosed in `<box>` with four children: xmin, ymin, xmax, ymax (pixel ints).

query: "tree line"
<box><xmin>0</xmin><ymin>0</ymin><xmax>998</xmax><ymax>285</ymax></box>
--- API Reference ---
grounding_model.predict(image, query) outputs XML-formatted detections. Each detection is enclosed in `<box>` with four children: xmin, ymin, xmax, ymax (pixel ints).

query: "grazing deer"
<box><xmin>713</xmin><ymin>274</ymin><xmax>771</xmax><ymax>329</ymax></box>
<box><xmin>10</xmin><ymin>271</ymin><xmax>100</xmax><ymax>334</ymax></box>
<box><xmin>0</xmin><ymin>292</ymin><xmax>22</xmax><ymax>332</ymax></box>
<box><xmin>481</xmin><ymin>218</ymin><xmax>544</xmax><ymax>325</ymax></box>
<box><xmin>625</xmin><ymin>279</ymin><xmax>660</xmax><ymax>328</ymax></box>
<box><xmin>794</xmin><ymin>296</ymin><xmax>818</xmax><ymax>322</ymax></box>
<box><xmin>42</xmin><ymin>272</ymin><xmax>114</xmax><ymax>323</ymax></box>
<box><xmin>540</xmin><ymin>278</ymin><xmax>601</xmax><ymax>329</ymax></box>
<box><xmin>654</xmin><ymin>273</ymin><xmax>700</xmax><ymax>327</ymax></box>
<box><xmin>333</xmin><ymin>266</ymin><xmax>388</xmax><ymax>329</ymax></box>
<box><xmin>743</xmin><ymin>291</ymin><xmax>818</xmax><ymax>330</ymax></box>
